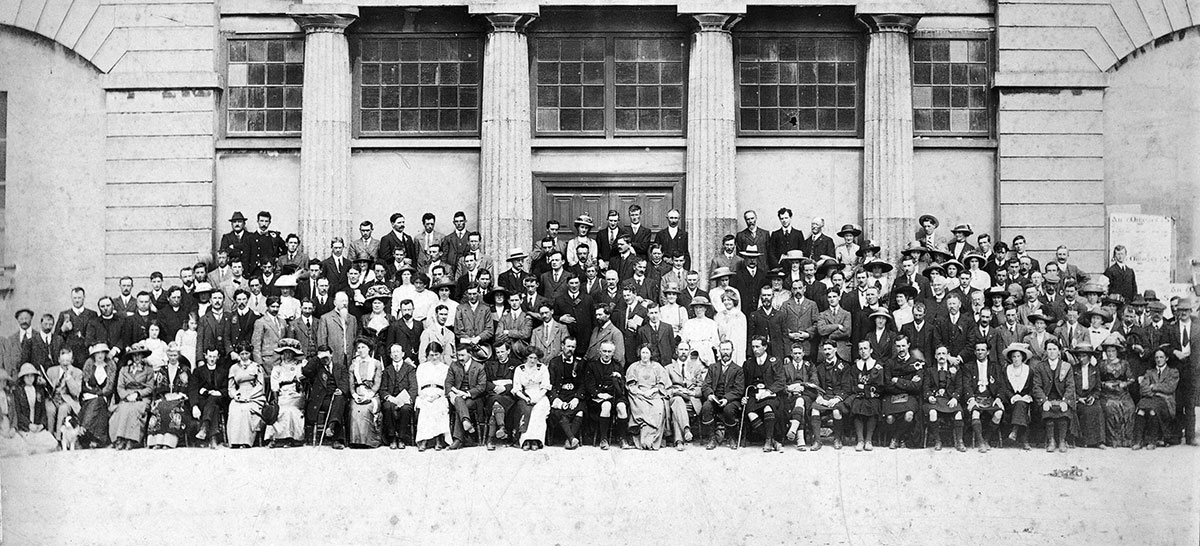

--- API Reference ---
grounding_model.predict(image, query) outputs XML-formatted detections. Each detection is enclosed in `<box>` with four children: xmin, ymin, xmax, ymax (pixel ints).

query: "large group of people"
<box><xmin>0</xmin><ymin>205</ymin><xmax>1195</xmax><ymax>456</ymax></box>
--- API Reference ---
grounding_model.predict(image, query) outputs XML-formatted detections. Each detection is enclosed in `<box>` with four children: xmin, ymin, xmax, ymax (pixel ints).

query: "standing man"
<box><xmin>735</xmin><ymin>210</ymin><xmax>770</xmax><ymax>270</ymax></box>
<box><xmin>596</xmin><ymin>210</ymin><xmax>630</xmax><ymax>270</ymax></box>
<box><xmin>378</xmin><ymin>213</ymin><xmax>418</xmax><ymax>265</ymax></box>
<box><xmin>321</xmin><ymin>237</ymin><xmax>351</xmax><ymax>293</ymax></box>
<box><xmin>709</xmin><ymin>235</ymin><xmax>743</xmax><ymax>279</ymax></box>
<box><xmin>554</xmin><ymin>276</ymin><xmax>595</xmax><ymax>357</ymax></box>
<box><xmin>316</xmin><ymin>292</ymin><xmax>358</xmax><ymax>370</ymax></box>
<box><xmin>251</xmin><ymin>296</ymin><xmax>288</xmax><ymax>377</ymax></box>
<box><xmin>440</xmin><ymin>211</ymin><xmax>471</xmax><ymax>268</ymax></box>
<box><xmin>1052</xmin><ymin>245</ymin><xmax>1088</xmax><ymax>287</ymax></box>
<box><xmin>626</xmin><ymin>204</ymin><xmax>652</xmax><ymax>257</ymax></box>
<box><xmin>248</xmin><ymin>211</ymin><xmax>286</xmax><ymax>278</ymax></box>
<box><xmin>538</xmin><ymin>251</ymin><xmax>571</xmax><ymax>300</ymax></box>
<box><xmin>348</xmin><ymin>220</ymin><xmax>380</xmax><ymax>264</ymax></box>
<box><xmin>768</xmin><ymin>208</ymin><xmax>803</xmax><ymax>269</ymax></box>
<box><xmin>56</xmin><ymin>287</ymin><xmax>100</xmax><ymax>368</ymax></box>
<box><xmin>112</xmin><ymin>277</ymin><xmax>136</xmax><ymax>317</ymax></box>
<box><xmin>652</xmin><ymin>209</ymin><xmax>690</xmax><ymax>270</ymax></box>
<box><xmin>1104</xmin><ymin>245</ymin><xmax>1138</xmax><ymax>304</ymax></box>
<box><xmin>800</xmin><ymin>217</ymin><xmax>836</xmax><ymax>263</ymax></box>
<box><xmin>416</xmin><ymin>212</ymin><xmax>445</xmax><ymax>259</ymax></box>
<box><xmin>219</xmin><ymin>211</ymin><xmax>253</xmax><ymax>273</ymax></box>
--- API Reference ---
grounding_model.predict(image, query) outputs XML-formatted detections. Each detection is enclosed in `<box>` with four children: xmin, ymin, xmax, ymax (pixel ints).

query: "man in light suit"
<box><xmin>251</xmin><ymin>296</ymin><xmax>290</xmax><ymax>377</ymax></box>
<box><xmin>1051</xmin><ymin>245</ymin><xmax>1089</xmax><ymax>288</ymax></box>
<box><xmin>415</xmin><ymin>212</ymin><xmax>446</xmax><ymax>260</ymax></box>
<box><xmin>316</xmin><ymin>292</ymin><xmax>358</xmax><ymax>369</ymax></box>
<box><xmin>7</xmin><ymin>309</ymin><xmax>37</xmax><ymax>371</ymax></box>
<box><xmin>347</xmin><ymin>221</ymin><xmax>380</xmax><ymax>264</ymax></box>
<box><xmin>208</xmin><ymin>249</ymin><xmax>235</xmax><ymax>287</ymax></box>
<box><xmin>531</xmin><ymin>304</ymin><xmax>568</xmax><ymax>362</ymax></box>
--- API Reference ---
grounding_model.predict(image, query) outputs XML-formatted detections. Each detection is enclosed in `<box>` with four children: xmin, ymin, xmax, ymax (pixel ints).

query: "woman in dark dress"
<box><xmin>359</xmin><ymin>285</ymin><xmax>393</xmax><ymax>353</ymax></box>
<box><xmin>1098</xmin><ymin>335</ymin><xmax>1135</xmax><ymax>447</ymax></box>
<box><xmin>79</xmin><ymin>343</ymin><xmax>118</xmax><ymax>448</ymax></box>
<box><xmin>866</xmin><ymin>309</ymin><xmax>896</xmax><ymax>362</ymax></box>
<box><xmin>845</xmin><ymin>339</ymin><xmax>884</xmax><ymax>451</ymax></box>
<box><xmin>1069</xmin><ymin>343</ymin><xmax>1105</xmax><ymax>449</ymax></box>
<box><xmin>146</xmin><ymin>343</ymin><xmax>192</xmax><ymax>449</ymax></box>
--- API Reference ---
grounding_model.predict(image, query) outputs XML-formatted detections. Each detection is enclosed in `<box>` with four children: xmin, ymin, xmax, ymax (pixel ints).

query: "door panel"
<box><xmin>535</xmin><ymin>177</ymin><xmax>684</xmax><ymax>246</ymax></box>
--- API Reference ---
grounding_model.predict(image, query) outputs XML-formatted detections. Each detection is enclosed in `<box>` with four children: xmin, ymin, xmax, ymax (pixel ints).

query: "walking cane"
<box><xmin>736</xmin><ymin>385</ymin><xmax>753</xmax><ymax>449</ymax></box>
<box><xmin>318</xmin><ymin>393</ymin><xmax>338</xmax><ymax>447</ymax></box>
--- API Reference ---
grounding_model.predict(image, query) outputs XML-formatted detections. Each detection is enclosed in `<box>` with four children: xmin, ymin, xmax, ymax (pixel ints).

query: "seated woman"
<box><xmin>414</xmin><ymin>342</ymin><xmax>452</xmax><ymax>451</ymax></box>
<box><xmin>267</xmin><ymin>339</ymin><xmax>307</xmax><ymax>448</ymax></box>
<box><xmin>348</xmin><ymin>338</ymin><xmax>383</xmax><ymax>449</ymax></box>
<box><xmin>1069</xmin><ymin>343</ymin><xmax>1105</xmax><ymax>449</ymax></box>
<box><xmin>381</xmin><ymin>343</ymin><xmax>416</xmax><ymax>449</ymax></box>
<box><xmin>189</xmin><ymin>347</ymin><xmax>229</xmax><ymax>448</ymax></box>
<box><xmin>998</xmin><ymin>343</ymin><xmax>1035</xmax><ymax>449</ymax></box>
<box><xmin>847</xmin><ymin>339</ymin><xmax>884</xmax><ymax>451</ymax></box>
<box><xmin>922</xmin><ymin>345</ymin><xmax>965</xmax><ymax>452</ymax></box>
<box><xmin>1098</xmin><ymin>336</ymin><xmax>1135</xmax><ymax>448</ymax></box>
<box><xmin>146</xmin><ymin>344</ymin><xmax>191</xmax><ymax>449</ymax></box>
<box><xmin>625</xmin><ymin>344</ymin><xmax>670</xmax><ymax>451</ymax></box>
<box><xmin>11</xmin><ymin>364</ymin><xmax>58</xmax><ymax>454</ymax></box>
<box><xmin>1033</xmin><ymin>338</ymin><xmax>1076</xmax><ymax>453</ymax></box>
<box><xmin>109</xmin><ymin>342</ymin><xmax>156</xmax><ymax>450</ymax></box>
<box><xmin>227</xmin><ymin>344</ymin><xmax>266</xmax><ymax>449</ymax></box>
<box><xmin>1133</xmin><ymin>347</ymin><xmax>1178</xmax><ymax>450</ymax></box>
<box><xmin>79</xmin><ymin>343</ymin><xmax>118</xmax><ymax>448</ymax></box>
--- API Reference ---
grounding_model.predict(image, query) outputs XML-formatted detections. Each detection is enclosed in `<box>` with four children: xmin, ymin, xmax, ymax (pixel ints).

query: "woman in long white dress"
<box><xmin>267</xmin><ymin>339</ymin><xmax>307</xmax><ymax>447</ymax></box>
<box><xmin>715</xmin><ymin>291</ymin><xmax>747</xmax><ymax>366</ymax></box>
<box><xmin>348</xmin><ymin>339</ymin><xmax>383</xmax><ymax>448</ymax></box>
<box><xmin>513</xmin><ymin>347</ymin><xmax>551</xmax><ymax>450</ymax></box>
<box><xmin>414</xmin><ymin>342</ymin><xmax>452</xmax><ymax>451</ymax></box>
<box><xmin>226</xmin><ymin>344</ymin><xmax>265</xmax><ymax>448</ymax></box>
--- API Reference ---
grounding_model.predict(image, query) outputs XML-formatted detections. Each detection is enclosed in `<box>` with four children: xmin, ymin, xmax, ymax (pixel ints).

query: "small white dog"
<box><xmin>59</xmin><ymin>415</ymin><xmax>80</xmax><ymax>451</ymax></box>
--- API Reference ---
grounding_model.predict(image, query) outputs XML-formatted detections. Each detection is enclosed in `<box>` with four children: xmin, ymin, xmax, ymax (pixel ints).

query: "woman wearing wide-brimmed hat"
<box><xmin>678</xmin><ymin>297</ymin><xmax>720</xmax><ymax>365</ymax></box>
<box><xmin>962</xmin><ymin>252</ymin><xmax>991</xmax><ymax>292</ymax></box>
<box><xmin>998</xmin><ymin>342</ymin><xmax>1035</xmax><ymax>449</ymax></box>
<box><xmin>146</xmin><ymin>343</ymin><xmax>191</xmax><ymax>449</ymax></box>
<box><xmin>109</xmin><ymin>342</ymin><xmax>156</xmax><ymax>450</ymax></box>
<box><xmin>1098</xmin><ymin>335</ymin><xmax>1136</xmax><ymax>447</ymax></box>
<box><xmin>226</xmin><ymin>343</ymin><xmax>266</xmax><ymax>449</ymax></box>
<box><xmin>1032</xmin><ymin>337</ymin><xmax>1076</xmax><ymax>453</ymax></box>
<box><xmin>359</xmin><ymin>284</ymin><xmax>394</xmax><ymax>349</ymax></box>
<box><xmin>79</xmin><ymin>343</ymin><xmax>118</xmax><ymax>448</ymax></box>
<box><xmin>1080</xmin><ymin>307</ymin><xmax>1113</xmax><ymax>349</ymax></box>
<box><xmin>347</xmin><ymin>337</ymin><xmax>383</xmax><ymax>448</ymax></box>
<box><xmin>835</xmin><ymin>224</ymin><xmax>862</xmax><ymax>266</ymax></box>
<box><xmin>1069</xmin><ymin>342</ymin><xmax>1105</xmax><ymax>449</ymax></box>
<box><xmin>11</xmin><ymin>363</ymin><xmax>58</xmax><ymax>454</ymax></box>
<box><xmin>565</xmin><ymin>214</ymin><xmax>598</xmax><ymax>268</ymax></box>
<box><xmin>267</xmin><ymin>338</ymin><xmax>307</xmax><ymax>447</ymax></box>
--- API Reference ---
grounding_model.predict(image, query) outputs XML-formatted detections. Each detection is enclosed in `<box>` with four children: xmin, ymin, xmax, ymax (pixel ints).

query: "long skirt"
<box><xmin>1102</xmin><ymin>393</ymin><xmax>1135</xmax><ymax>447</ymax></box>
<box><xmin>348</xmin><ymin>399</ymin><xmax>381</xmax><ymax>447</ymax></box>
<box><xmin>227</xmin><ymin>399</ymin><xmax>263</xmax><ymax>445</ymax></box>
<box><xmin>147</xmin><ymin>395</ymin><xmax>190</xmax><ymax>448</ymax></box>
<box><xmin>627</xmin><ymin>394</ymin><xmax>668</xmax><ymax>449</ymax></box>
<box><xmin>1075</xmin><ymin>399</ymin><xmax>1106</xmax><ymax>446</ymax></box>
<box><xmin>415</xmin><ymin>395</ymin><xmax>451</xmax><ymax>442</ymax></box>
<box><xmin>79</xmin><ymin>397</ymin><xmax>111</xmax><ymax>445</ymax></box>
<box><xmin>267</xmin><ymin>393</ymin><xmax>305</xmax><ymax>442</ymax></box>
<box><xmin>109</xmin><ymin>400</ymin><xmax>150</xmax><ymax>443</ymax></box>
<box><xmin>1006</xmin><ymin>400</ymin><xmax>1031</xmax><ymax>427</ymax></box>
<box><xmin>517</xmin><ymin>397</ymin><xmax>550</xmax><ymax>445</ymax></box>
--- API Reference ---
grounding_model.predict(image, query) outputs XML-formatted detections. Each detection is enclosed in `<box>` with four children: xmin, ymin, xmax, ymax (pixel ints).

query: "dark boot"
<box><xmin>1056</xmin><ymin>420</ymin><xmax>1069</xmax><ymax>452</ymax></box>
<box><xmin>953</xmin><ymin>421</ymin><xmax>966</xmax><ymax>452</ymax></box>
<box><xmin>973</xmin><ymin>420</ymin><xmax>988</xmax><ymax>453</ymax></box>
<box><xmin>1045</xmin><ymin>421</ymin><xmax>1057</xmax><ymax>452</ymax></box>
<box><xmin>1132</xmin><ymin>415</ymin><xmax>1145</xmax><ymax>450</ymax></box>
<box><xmin>808</xmin><ymin>416</ymin><xmax>823</xmax><ymax>451</ymax></box>
<box><xmin>932</xmin><ymin>420</ymin><xmax>943</xmax><ymax>451</ymax></box>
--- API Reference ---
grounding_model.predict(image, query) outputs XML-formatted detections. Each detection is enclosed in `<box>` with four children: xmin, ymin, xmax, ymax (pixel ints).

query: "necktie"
<box><xmin>1184</xmin><ymin>326</ymin><xmax>1190</xmax><ymax>349</ymax></box>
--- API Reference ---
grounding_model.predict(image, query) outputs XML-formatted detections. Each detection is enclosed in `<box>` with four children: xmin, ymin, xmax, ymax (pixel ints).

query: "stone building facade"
<box><xmin>0</xmin><ymin>0</ymin><xmax>1196</xmax><ymax>317</ymax></box>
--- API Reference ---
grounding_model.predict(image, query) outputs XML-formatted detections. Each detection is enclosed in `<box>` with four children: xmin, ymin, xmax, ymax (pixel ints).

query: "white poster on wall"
<box><xmin>1108</xmin><ymin>213</ymin><xmax>1175</xmax><ymax>291</ymax></box>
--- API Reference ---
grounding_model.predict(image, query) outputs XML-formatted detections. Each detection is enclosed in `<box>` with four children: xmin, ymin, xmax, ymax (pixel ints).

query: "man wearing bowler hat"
<box><xmin>220</xmin><ymin>211</ymin><xmax>254</xmax><ymax>273</ymax></box>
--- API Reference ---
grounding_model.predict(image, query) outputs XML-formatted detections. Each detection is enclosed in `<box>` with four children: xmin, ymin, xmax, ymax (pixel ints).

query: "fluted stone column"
<box><xmin>479</xmin><ymin>13</ymin><xmax>537</xmax><ymax>266</ymax></box>
<box><xmin>291</xmin><ymin>5</ymin><xmax>357</xmax><ymax>255</ymax></box>
<box><xmin>685</xmin><ymin>13</ymin><xmax>741</xmax><ymax>285</ymax></box>
<box><xmin>859</xmin><ymin>10</ymin><xmax>920</xmax><ymax>264</ymax></box>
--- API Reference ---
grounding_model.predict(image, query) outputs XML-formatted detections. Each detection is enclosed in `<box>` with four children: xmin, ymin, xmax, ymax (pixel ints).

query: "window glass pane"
<box><xmin>912</xmin><ymin>38</ymin><xmax>991</xmax><ymax>136</ymax></box>
<box><xmin>226</xmin><ymin>38</ymin><xmax>303</xmax><ymax>135</ymax></box>
<box><xmin>356</xmin><ymin>36</ymin><xmax>483</xmax><ymax>135</ymax></box>
<box><xmin>613</xmin><ymin>38</ymin><xmax>685</xmax><ymax>134</ymax></box>
<box><xmin>736</xmin><ymin>36</ymin><xmax>859</xmax><ymax>133</ymax></box>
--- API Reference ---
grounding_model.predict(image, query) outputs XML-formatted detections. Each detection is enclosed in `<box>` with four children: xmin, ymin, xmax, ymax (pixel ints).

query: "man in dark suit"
<box><xmin>56</xmin><ymin>288</ymin><xmax>100</xmax><ymax>368</ymax></box>
<box><xmin>377</xmin><ymin>212</ymin><xmax>418</xmax><ymax>264</ymax></box>
<box><xmin>732</xmin><ymin>256</ymin><xmax>768</xmax><ymax>316</ymax></box>
<box><xmin>1011</xmin><ymin>235</ymin><xmax>1041</xmax><ymax>273</ymax></box>
<box><xmin>21</xmin><ymin>314</ymin><xmax>65</xmax><ymax>372</ymax></box>
<box><xmin>197</xmin><ymin>291</ymin><xmax>231</xmax><ymax>364</ymax></box>
<box><xmin>303</xmin><ymin>344</ymin><xmax>351</xmax><ymax>448</ymax></box>
<box><xmin>321</xmin><ymin>237</ymin><xmax>351</xmax><ymax>293</ymax></box>
<box><xmin>297</xmin><ymin>260</ymin><xmax>325</xmax><ymax>304</ymax></box>
<box><xmin>310</xmin><ymin>278</ymin><xmax>335</xmax><ymax>319</ymax></box>
<box><xmin>292</xmin><ymin>299</ymin><xmax>319</xmax><ymax>358</ymax></box>
<box><xmin>255</xmin><ymin>260</ymin><xmax>282</xmax><ymax>298</ymax></box>
<box><xmin>1103</xmin><ymin>245</ymin><xmax>1139</xmax><ymax>303</ymax></box>
<box><xmin>933</xmin><ymin>297</ymin><xmax>973</xmax><ymax>364</ymax></box>
<box><xmin>386</xmin><ymin>299</ymin><xmax>424</xmax><ymax>364</ymax></box>
<box><xmin>553</xmin><ymin>276</ymin><xmax>595</xmax><ymax>357</ymax></box>
<box><xmin>219</xmin><ymin>211</ymin><xmax>254</xmax><ymax>273</ymax></box>
<box><xmin>960</xmin><ymin>307</ymin><xmax>1004</xmax><ymax>365</ymax></box>
<box><xmin>768</xmin><ymin>207</ymin><xmax>804</xmax><ymax>269</ymax></box>
<box><xmin>112</xmin><ymin>277</ymin><xmax>137</xmax><ymax>317</ymax></box>
<box><xmin>735</xmin><ymin>210</ymin><xmax>770</xmax><ymax>269</ymax></box>
<box><xmin>247</xmin><ymin>211</ymin><xmax>286</xmax><ymax>278</ymax></box>
<box><xmin>538</xmin><ymin>251</ymin><xmax>572</xmax><ymax>300</ymax></box>
<box><xmin>899</xmin><ymin>303</ymin><xmax>937</xmax><ymax>363</ymax></box>
<box><xmin>612</xmin><ymin>283</ymin><xmax>649</xmax><ymax>364</ymax></box>
<box><xmin>497</xmin><ymin>248</ymin><xmax>530</xmax><ymax>294</ymax></box>
<box><xmin>892</xmin><ymin>254</ymin><xmax>932</xmax><ymax>308</ymax></box>
<box><xmin>440</xmin><ymin>211</ymin><xmax>472</xmax><ymax>268</ymax></box>
<box><xmin>637</xmin><ymin>303</ymin><xmax>676</xmax><ymax>364</ymax></box>
<box><xmin>1165</xmin><ymin>298</ymin><xmax>1196</xmax><ymax>445</ymax></box>
<box><xmin>226</xmin><ymin>289</ymin><xmax>261</xmax><ymax>353</ymax></box>
<box><xmin>595</xmin><ymin>209</ymin><xmax>630</xmax><ymax>268</ymax></box>
<box><xmin>652</xmin><ymin>209</ymin><xmax>691</xmax><ymax>270</ymax></box>
<box><xmin>625</xmin><ymin>204</ymin><xmax>654</xmax><ymax>257</ymax></box>
<box><xmin>800</xmin><ymin>217</ymin><xmax>836</xmax><ymax>261</ymax></box>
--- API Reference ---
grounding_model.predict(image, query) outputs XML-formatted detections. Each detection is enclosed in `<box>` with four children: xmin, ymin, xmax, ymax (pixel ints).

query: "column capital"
<box><xmin>288</xmin><ymin>4</ymin><xmax>358</xmax><ymax>33</ymax></box>
<box><xmin>482</xmin><ymin>13</ymin><xmax>538</xmax><ymax>33</ymax></box>
<box><xmin>857</xmin><ymin>13</ymin><xmax>920</xmax><ymax>33</ymax></box>
<box><xmin>686</xmin><ymin>13</ymin><xmax>742</xmax><ymax>33</ymax></box>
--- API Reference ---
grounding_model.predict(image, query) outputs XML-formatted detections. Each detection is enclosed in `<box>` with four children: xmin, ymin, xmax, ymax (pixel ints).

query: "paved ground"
<box><xmin>1</xmin><ymin>443</ymin><xmax>1197</xmax><ymax>546</ymax></box>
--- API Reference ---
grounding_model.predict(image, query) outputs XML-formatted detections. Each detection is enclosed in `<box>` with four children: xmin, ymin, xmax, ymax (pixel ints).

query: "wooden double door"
<box><xmin>535</xmin><ymin>175</ymin><xmax>685</xmax><ymax>245</ymax></box>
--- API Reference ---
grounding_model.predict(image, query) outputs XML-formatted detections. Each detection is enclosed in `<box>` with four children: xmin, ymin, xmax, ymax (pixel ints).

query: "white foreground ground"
<box><xmin>1</xmin><ymin>443</ymin><xmax>1197</xmax><ymax>546</ymax></box>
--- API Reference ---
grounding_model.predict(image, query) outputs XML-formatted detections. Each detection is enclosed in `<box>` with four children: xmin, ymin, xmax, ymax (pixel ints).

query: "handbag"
<box><xmin>261</xmin><ymin>390</ymin><xmax>279</xmax><ymax>425</ymax></box>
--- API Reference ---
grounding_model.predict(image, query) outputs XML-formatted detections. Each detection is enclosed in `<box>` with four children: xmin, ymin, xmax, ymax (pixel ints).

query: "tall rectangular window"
<box><xmin>533</xmin><ymin>36</ymin><xmax>686</xmax><ymax>137</ymax></box>
<box><xmin>736</xmin><ymin>35</ymin><xmax>860</xmax><ymax>134</ymax></box>
<box><xmin>357</xmin><ymin>36</ymin><xmax>482</xmax><ymax>135</ymax></box>
<box><xmin>912</xmin><ymin>38</ymin><xmax>990</xmax><ymax>135</ymax></box>
<box><xmin>225</xmin><ymin>38</ymin><xmax>304</xmax><ymax>135</ymax></box>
